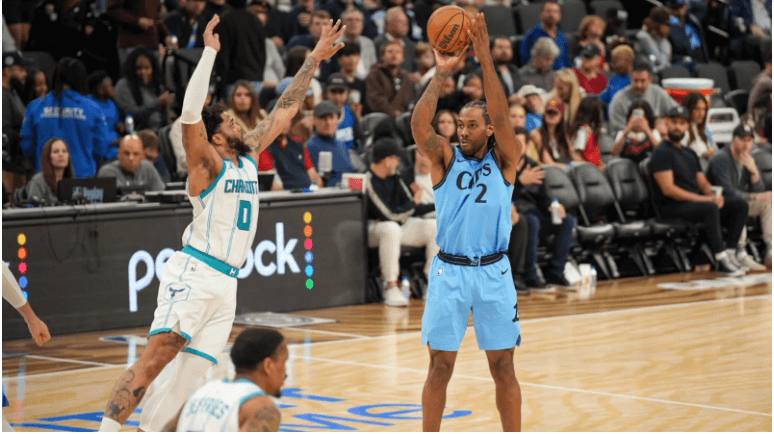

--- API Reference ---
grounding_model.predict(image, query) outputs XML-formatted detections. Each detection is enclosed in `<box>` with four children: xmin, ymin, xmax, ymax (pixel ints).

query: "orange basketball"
<box><xmin>427</xmin><ymin>5</ymin><xmax>471</xmax><ymax>54</ymax></box>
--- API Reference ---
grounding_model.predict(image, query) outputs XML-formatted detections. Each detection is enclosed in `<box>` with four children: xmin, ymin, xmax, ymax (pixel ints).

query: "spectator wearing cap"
<box><xmin>306</xmin><ymin>101</ymin><xmax>355</xmax><ymax>186</ymax></box>
<box><xmin>664</xmin><ymin>0</ymin><xmax>709</xmax><ymax>64</ymax></box>
<box><xmin>87</xmin><ymin>70</ymin><xmax>123</xmax><ymax>147</ymax></box>
<box><xmin>337</xmin><ymin>9</ymin><xmax>378</xmax><ymax>81</ymax></box>
<box><xmin>519</xmin><ymin>1</ymin><xmax>573</xmax><ymax>71</ymax></box>
<box><xmin>636</xmin><ymin>7</ymin><xmax>673</xmax><ymax>73</ymax></box>
<box><xmin>336</xmin><ymin>42</ymin><xmax>368</xmax><ymax>114</ymax></box>
<box><xmin>365</xmin><ymin>137</ymin><xmax>438</xmax><ymax>306</ymax></box>
<box><xmin>97</xmin><ymin>134</ymin><xmax>165</xmax><ymax>192</ymax></box>
<box><xmin>21</xmin><ymin>57</ymin><xmax>116</xmax><ymax>178</ymax></box>
<box><xmin>490</xmin><ymin>37</ymin><xmax>523</xmax><ymax>103</ymax></box>
<box><xmin>2</xmin><ymin>51</ymin><xmax>30</xmax><ymax>193</ymax></box>
<box><xmin>572</xmin><ymin>44</ymin><xmax>608</xmax><ymax>96</ymax></box>
<box><xmin>599</xmin><ymin>45</ymin><xmax>635</xmax><ymax>108</ymax></box>
<box><xmin>366</xmin><ymin>40</ymin><xmax>415</xmax><ymax>117</ymax></box>
<box><xmin>518</xmin><ymin>37</ymin><xmax>558</xmax><ymax>92</ymax></box>
<box><xmin>517</xmin><ymin>84</ymin><xmax>546</xmax><ymax>133</ymax></box>
<box><xmin>706</xmin><ymin>123</ymin><xmax>771</xmax><ymax>269</ymax></box>
<box><xmin>324</xmin><ymin>73</ymin><xmax>363</xmax><ymax>151</ymax></box>
<box><xmin>264</xmin><ymin>118</ymin><xmax>324</xmax><ymax>190</ymax></box>
<box><xmin>531</xmin><ymin>96</ymin><xmax>572</xmax><ymax>166</ymax></box>
<box><xmin>215</xmin><ymin>0</ymin><xmax>267</xmax><ymax>98</ymax></box>
<box><xmin>608</xmin><ymin>61</ymin><xmax>677</xmax><ymax>137</ymax></box>
<box><xmin>650</xmin><ymin>106</ymin><xmax>749</xmax><ymax>276</ymax></box>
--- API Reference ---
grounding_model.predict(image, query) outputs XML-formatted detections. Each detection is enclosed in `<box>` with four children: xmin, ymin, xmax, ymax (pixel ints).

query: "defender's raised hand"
<box><xmin>311</xmin><ymin>19</ymin><xmax>347</xmax><ymax>60</ymax></box>
<box><xmin>467</xmin><ymin>12</ymin><xmax>491</xmax><ymax>59</ymax></box>
<box><xmin>203</xmin><ymin>15</ymin><xmax>221</xmax><ymax>52</ymax></box>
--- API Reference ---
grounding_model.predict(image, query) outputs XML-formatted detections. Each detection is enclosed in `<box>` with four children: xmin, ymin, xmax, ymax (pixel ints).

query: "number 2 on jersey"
<box><xmin>237</xmin><ymin>200</ymin><xmax>252</xmax><ymax>231</ymax></box>
<box><xmin>475</xmin><ymin>184</ymin><xmax>487</xmax><ymax>203</ymax></box>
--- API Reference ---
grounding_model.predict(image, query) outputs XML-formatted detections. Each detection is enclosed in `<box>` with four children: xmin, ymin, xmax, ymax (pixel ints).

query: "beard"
<box><xmin>227</xmin><ymin>136</ymin><xmax>251</xmax><ymax>155</ymax></box>
<box><xmin>667</xmin><ymin>130</ymin><xmax>685</xmax><ymax>143</ymax></box>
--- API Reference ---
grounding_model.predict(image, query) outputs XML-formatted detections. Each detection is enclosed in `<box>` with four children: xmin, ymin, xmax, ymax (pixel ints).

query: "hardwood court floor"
<box><xmin>2</xmin><ymin>270</ymin><xmax>772</xmax><ymax>431</ymax></box>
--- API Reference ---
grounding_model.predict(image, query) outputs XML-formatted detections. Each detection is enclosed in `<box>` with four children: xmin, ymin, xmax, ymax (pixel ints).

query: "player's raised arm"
<box><xmin>180</xmin><ymin>15</ymin><xmax>222</xmax><ymax>179</ymax></box>
<box><xmin>410</xmin><ymin>49</ymin><xmax>464</xmax><ymax>183</ymax></box>
<box><xmin>244</xmin><ymin>20</ymin><xmax>346</xmax><ymax>154</ymax></box>
<box><xmin>468</xmin><ymin>13</ymin><xmax>523</xmax><ymax>179</ymax></box>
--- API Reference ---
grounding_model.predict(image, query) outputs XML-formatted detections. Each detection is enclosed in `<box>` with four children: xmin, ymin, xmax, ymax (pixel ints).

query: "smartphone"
<box><xmin>632</xmin><ymin>109</ymin><xmax>645</xmax><ymax>118</ymax></box>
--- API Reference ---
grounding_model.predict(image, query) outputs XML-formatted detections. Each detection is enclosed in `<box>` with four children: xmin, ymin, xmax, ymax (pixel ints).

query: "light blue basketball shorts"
<box><xmin>422</xmin><ymin>254</ymin><xmax>522</xmax><ymax>351</ymax></box>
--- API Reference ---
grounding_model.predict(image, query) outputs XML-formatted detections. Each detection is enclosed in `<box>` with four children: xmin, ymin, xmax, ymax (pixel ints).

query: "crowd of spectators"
<box><xmin>1</xmin><ymin>0</ymin><xmax>771</xmax><ymax>301</ymax></box>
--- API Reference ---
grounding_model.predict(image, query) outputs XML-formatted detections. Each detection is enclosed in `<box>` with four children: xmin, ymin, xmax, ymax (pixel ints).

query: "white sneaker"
<box><xmin>737</xmin><ymin>252</ymin><xmax>766</xmax><ymax>271</ymax></box>
<box><xmin>383</xmin><ymin>286</ymin><xmax>409</xmax><ymax>306</ymax></box>
<box><xmin>726</xmin><ymin>249</ymin><xmax>747</xmax><ymax>270</ymax></box>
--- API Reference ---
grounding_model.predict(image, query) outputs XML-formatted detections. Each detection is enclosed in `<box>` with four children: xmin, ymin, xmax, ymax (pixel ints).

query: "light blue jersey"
<box><xmin>182</xmin><ymin>156</ymin><xmax>261</xmax><ymax>272</ymax></box>
<box><xmin>176</xmin><ymin>378</ymin><xmax>272</xmax><ymax>432</ymax></box>
<box><xmin>434</xmin><ymin>146</ymin><xmax>514</xmax><ymax>257</ymax></box>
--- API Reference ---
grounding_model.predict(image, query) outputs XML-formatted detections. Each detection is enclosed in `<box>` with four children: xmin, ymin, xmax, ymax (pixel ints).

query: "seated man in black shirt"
<box><xmin>365</xmin><ymin>138</ymin><xmax>438</xmax><ymax>306</ymax></box>
<box><xmin>650</xmin><ymin>106</ymin><xmax>748</xmax><ymax>276</ymax></box>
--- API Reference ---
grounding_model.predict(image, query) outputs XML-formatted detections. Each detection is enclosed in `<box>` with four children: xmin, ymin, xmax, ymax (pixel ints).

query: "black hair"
<box><xmin>632</xmin><ymin>61</ymin><xmax>652</xmax><ymax>75</ymax></box>
<box><xmin>202</xmin><ymin>105</ymin><xmax>226</xmax><ymax>142</ymax></box>
<box><xmin>513</xmin><ymin>126</ymin><xmax>529</xmax><ymax>137</ymax></box>
<box><xmin>339</xmin><ymin>41</ymin><xmax>361</xmax><ymax>56</ymax></box>
<box><xmin>52</xmin><ymin>57</ymin><xmax>88</xmax><ymax>96</ymax></box>
<box><xmin>122</xmin><ymin>48</ymin><xmax>162</xmax><ymax>108</ymax></box>
<box><xmin>227</xmin><ymin>0</ymin><xmax>247</xmax><ymax>8</ymax></box>
<box><xmin>461</xmin><ymin>100</ymin><xmax>491</xmax><ymax>125</ymax></box>
<box><xmin>230</xmin><ymin>328</ymin><xmax>285</xmax><ymax>373</ymax></box>
<box><xmin>569</xmin><ymin>96</ymin><xmax>604</xmax><ymax>139</ymax></box>
<box><xmin>625</xmin><ymin>100</ymin><xmax>656</xmax><ymax>129</ymax></box>
<box><xmin>285</xmin><ymin>47</ymin><xmax>310</xmax><ymax>77</ymax></box>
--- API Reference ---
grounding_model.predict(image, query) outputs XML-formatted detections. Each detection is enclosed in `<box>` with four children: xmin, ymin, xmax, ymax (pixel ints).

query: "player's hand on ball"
<box><xmin>467</xmin><ymin>12</ymin><xmax>490</xmax><ymax>58</ymax></box>
<box><xmin>204</xmin><ymin>15</ymin><xmax>221</xmax><ymax>52</ymax></box>
<box><xmin>433</xmin><ymin>48</ymin><xmax>466</xmax><ymax>74</ymax></box>
<box><xmin>311</xmin><ymin>19</ymin><xmax>347</xmax><ymax>60</ymax></box>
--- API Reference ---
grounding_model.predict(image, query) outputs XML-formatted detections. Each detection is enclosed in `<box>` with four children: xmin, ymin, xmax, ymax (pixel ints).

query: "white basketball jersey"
<box><xmin>176</xmin><ymin>378</ymin><xmax>269</xmax><ymax>432</ymax></box>
<box><xmin>182</xmin><ymin>156</ymin><xmax>261</xmax><ymax>269</ymax></box>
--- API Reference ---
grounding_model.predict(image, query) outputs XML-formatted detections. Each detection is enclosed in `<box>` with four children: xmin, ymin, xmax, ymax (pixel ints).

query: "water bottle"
<box><xmin>550</xmin><ymin>199</ymin><xmax>562</xmax><ymax>225</ymax></box>
<box><xmin>125</xmin><ymin>114</ymin><xmax>135</xmax><ymax>134</ymax></box>
<box><xmin>401</xmin><ymin>277</ymin><xmax>411</xmax><ymax>300</ymax></box>
<box><xmin>590</xmin><ymin>266</ymin><xmax>597</xmax><ymax>291</ymax></box>
<box><xmin>308</xmin><ymin>181</ymin><xmax>319</xmax><ymax>192</ymax></box>
<box><xmin>169</xmin><ymin>34</ymin><xmax>178</xmax><ymax>52</ymax></box>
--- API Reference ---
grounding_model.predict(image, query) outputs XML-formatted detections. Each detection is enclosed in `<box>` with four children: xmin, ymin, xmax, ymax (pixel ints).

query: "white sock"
<box><xmin>715</xmin><ymin>251</ymin><xmax>728</xmax><ymax>261</ymax></box>
<box><xmin>98</xmin><ymin>417</ymin><xmax>121</xmax><ymax>432</ymax></box>
<box><xmin>736</xmin><ymin>246</ymin><xmax>748</xmax><ymax>258</ymax></box>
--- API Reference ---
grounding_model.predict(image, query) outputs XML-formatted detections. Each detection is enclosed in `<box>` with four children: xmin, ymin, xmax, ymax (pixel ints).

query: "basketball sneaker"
<box><xmin>384</xmin><ymin>286</ymin><xmax>409</xmax><ymax>306</ymax></box>
<box><xmin>715</xmin><ymin>256</ymin><xmax>746</xmax><ymax>277</ymax></box>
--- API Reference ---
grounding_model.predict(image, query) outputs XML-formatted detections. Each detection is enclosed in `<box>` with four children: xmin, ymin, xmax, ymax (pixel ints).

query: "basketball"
<box><xmin>427</xmin><ymin>5</ymin><xmax>471</xmax><ymax>54</ymax></box>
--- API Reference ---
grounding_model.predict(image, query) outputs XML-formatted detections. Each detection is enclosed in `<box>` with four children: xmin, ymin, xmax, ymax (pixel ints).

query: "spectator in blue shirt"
<box><xmin>519</xmin><ymin>1</ymin><xmax>573</xmax><ymax>71</ymax></box>
<box><xmin>324</xmin><ymin>73</ymin><xmax>362</xmax><ymax>151</ymax></box>
<box><xmin>600</xmin><ymin>44</ymin><xmax>635</xmax><ymax>109</ymax></box>
<box><xmin>87</xmin><ymin>70</ymin><xmax>123</xmax><ymax>146</ymax></box>
<box><xmin>306</xmin><ymin>101</ymin><xmax>355</xmax><ymax>187</ymax></box>
<box><xmin>665</xmin><ymin>0</ymin><xmax>709</xmax><ymax>64</ymax></box>
<box><xmin>21</xmin><ymin>58</ymin><xmax>115</xmax><ymax>178</ymax></box>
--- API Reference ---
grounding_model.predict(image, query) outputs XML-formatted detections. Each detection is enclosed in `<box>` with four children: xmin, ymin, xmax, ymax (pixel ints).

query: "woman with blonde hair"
<box><xmin>578</xmin><ymin>15</ymin><xmax>607</xmax><ymax>69</ymax></box>
<box><xmin>24</xmin><ymin>137</ymin><xmax>75</xmax><ymax>205</ymax></box>
<box><xmin>550</xmin><ymin>69</ymin><xmax>582</xmax><ymax>126</ymax></box>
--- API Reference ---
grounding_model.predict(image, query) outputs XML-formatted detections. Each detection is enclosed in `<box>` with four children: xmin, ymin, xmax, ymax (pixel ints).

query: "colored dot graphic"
<box><xmin>304</xmin><ymin>212</ymin><xmax>313</xmax><ymax>290</ymax></box>
<box><xmin>17</xmin><ymin>233</ymin><xmax>28</xmax><ymax>293</ymax></box>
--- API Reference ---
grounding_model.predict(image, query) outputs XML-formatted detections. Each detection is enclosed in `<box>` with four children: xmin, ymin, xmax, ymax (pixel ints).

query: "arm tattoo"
<box><xmin>244</xmin><ymin>405</ymin><xmax>281</xmax><ymax>432</ymax></box>
<box><xmin>245</xmin><ymin>55</ymin><xmax>319</xmax><ymax>152</ymax></box>
<box><xmin>413</xmin><ymin>72</ymin><xmax>448</xmax><ymax>150</ymax></box>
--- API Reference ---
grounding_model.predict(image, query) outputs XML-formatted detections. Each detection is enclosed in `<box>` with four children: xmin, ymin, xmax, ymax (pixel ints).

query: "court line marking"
<box><xmin>280</xmin><ymin>327</ymin><xmax>367</xmax><ymax>339</ymax></box>
<box><xmin>288</xmin><ymin>293</ymin><xmax>773</xmax><ymax>348</ymax></box>
<box><xmin>3</xmin><ymin>364</ymin><xmax>124</xmax><ymax>381</ymax></box>
<box><xmin>21</xmin><ymin>355</ymin><xmax>119</xmax><ymax>368</ymax></box>
<box><xmin>290</xmin><ymin>355</ymin><xmax>773</xmax><ymax>418</ymax></box>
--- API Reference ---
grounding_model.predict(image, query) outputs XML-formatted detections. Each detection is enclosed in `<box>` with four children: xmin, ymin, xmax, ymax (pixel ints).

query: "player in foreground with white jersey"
<box><xmin>162</xmin><ymin>328</ymin><xmax>288</xmax><ymax>432</ymax></box>
<box><xmin>98</xmin><ymin>15</ymin><xmax>346</xmax><ymax>432</ymax></box>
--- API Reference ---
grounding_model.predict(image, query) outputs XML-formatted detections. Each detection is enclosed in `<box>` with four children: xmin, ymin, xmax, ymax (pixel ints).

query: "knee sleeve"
<box><xmin>139</xmin><ymin>352</ymin><xmax>213</xmax><ymax>432</ymax></box>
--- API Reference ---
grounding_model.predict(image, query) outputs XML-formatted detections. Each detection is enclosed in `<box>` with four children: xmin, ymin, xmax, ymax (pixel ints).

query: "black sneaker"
<box><xmin>513</xmin><ymin>276</ymin><xmax>531</xmax><ymax>295</ymax></box>
<box><xmin>525</xmin><ymin>276</ymin><xmax>549</xmax><ymax>290</ymax></box>
<box><xmin>716</xmin><ymin>257</ymin><xmax>746</xmax><ymax>277</ymax></box>
<box><xmin>545</xmin><ymin>272</ymin><xmax>572</xmax><ymax>287</ymax></box>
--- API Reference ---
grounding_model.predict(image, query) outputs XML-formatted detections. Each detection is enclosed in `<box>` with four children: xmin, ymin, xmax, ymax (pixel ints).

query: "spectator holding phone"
<box><xmin>611</xmin><ymin>100</ymin><xmax>662</xmax><ymax>164</ymax></box>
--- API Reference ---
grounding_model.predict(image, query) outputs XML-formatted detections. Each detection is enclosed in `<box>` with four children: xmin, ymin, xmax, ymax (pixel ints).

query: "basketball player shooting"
<box><xmin>410</xmin><ymin>13</ymin><xmax>524</xmax><ymax>432</ymax></box>
<box><xmin>97</xmin><ymin>15</ymin><xmax>345</xmax><ymax>432</ymax></box>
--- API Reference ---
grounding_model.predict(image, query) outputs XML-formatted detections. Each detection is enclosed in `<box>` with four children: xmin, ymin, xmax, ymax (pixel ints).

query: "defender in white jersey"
<box><xmin>98</xmin><ymin>15</ymin><xmax>347</xmax><ymax>433</ymax></box>
<box><xmin>163</xmin><ymin>328</ymin><xmax>288</xmax><ymax>432</ymax></box>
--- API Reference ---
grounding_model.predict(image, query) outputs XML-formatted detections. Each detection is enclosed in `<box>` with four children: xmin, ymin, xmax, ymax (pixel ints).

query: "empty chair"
<box><xmin>359</xmin><ymin>112</ymin><xmax>397</xmax><ymax>152</ymax></box>
<box><xmin>659</xmin><ymin>64</ymin><xmax>691</xmax><ymax>81</ymax></box>
<box><xmin>724</xmin><ymin>89</ymin><xmax>750</xmax><ymax>117</ymax></box>
<box><xmin>513</xmin><ymin>3</ymin><xmax>543</xmax><ymax>34</ymax></box>
<box><xmin>590</xmin><ymin>0</ymin><xmax>623</xmax><ymax>20</ymax></box>
<box><xmin>599</xmin><ymin>133</ymin><xmax>616</xmax><ymax>164</ymax></box>
<box><xmin>695</xmin><ymin>62</ymin><xmax>731</xmax><ymax>96</ymax></box>
<box><xmin>729</xmin><ymin>60</ymin><xmax>762</xmax><ymax>91</ymax></box>
<box><xmin>559</xmin><ymin>0</ymin><xmax>587</xmax><ymax>35</ymax></box>
<box><xmin>481</xmin><ymin>5</ymin><xmax>517</xmax><ymax>37</ymax></box>
<box><xmin>568</xmin><ymin>162</ymin><xmax>630</xmax><ymax>279</ymax></box>
<box><xmin>752</xmin><ymin>146</ymin><xmax>772</xmax><ymax>190</ymax></box>
<box><xmin>394</xmin><ymin>111</ymin><xmax>413</xmax><ymax>147</ymax></box>
<box><xmin>157</xmin><ymin>124</ymin><xmax>184</xmax><ymax>181</ymax></box>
